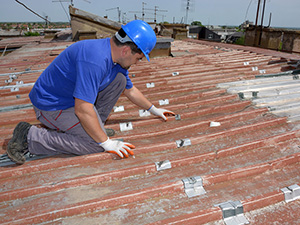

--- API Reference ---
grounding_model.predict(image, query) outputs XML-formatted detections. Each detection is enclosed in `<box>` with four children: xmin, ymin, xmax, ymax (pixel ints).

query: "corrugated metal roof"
<box><xmin>1</xmin><ymin>37</ymin><xmax>300</xmax><ymax>224</ymax></box>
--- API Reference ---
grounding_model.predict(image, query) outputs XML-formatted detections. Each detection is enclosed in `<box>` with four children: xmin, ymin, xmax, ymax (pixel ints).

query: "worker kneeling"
<box><xmin>7</xmin><ymin>20</ymin><xmax>175</xmax><ymax>165</ymax></box>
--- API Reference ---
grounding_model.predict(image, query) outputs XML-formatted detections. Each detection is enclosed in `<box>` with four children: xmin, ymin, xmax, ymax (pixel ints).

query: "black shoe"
<box><xmin>7</xmin><ymin>122</ymin><xmax>32</xmax><ymax>165</ymax></box>
<box><xmin>105</xmin><ymin>128</ymin><xmax>115</xmax><ymax>137</ymax></box>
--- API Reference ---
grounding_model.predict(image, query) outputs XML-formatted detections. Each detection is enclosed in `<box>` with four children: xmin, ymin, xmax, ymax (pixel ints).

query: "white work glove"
<box><xmin>99</xmin><ymin>137</ymin><xmax>135</xmax><ymax>159</ymax></box>
<box><xmin>148</xmin><ymin>105</ymin><xmax>175</xmax><ymax>121</ymax></box>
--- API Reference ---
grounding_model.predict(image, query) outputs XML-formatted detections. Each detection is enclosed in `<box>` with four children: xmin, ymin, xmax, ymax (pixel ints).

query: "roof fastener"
<box><xmin>172</xmin><ymin>72</ymin><xmax>180</xmax><ymax>76</ymax></box>
<box><xmin>119</xmin><ymin>122</ymin><xmax>133</xmax><ymax>132</ymax></box>
<box><xmin>176</xmin><ymin>138</ymin><xmax>191</xmax><ymax>148</ymax></box>
<box><xmin>216</xmin><ymin>201</ymin><xmax>249</xmax><ymax>225</ymax></box>
<box><xmin>159</xmin><ymin>99</ymin><xmax>169</xmax><ymax>106</ymax></box>
<box><xmin>238</xmin><ymin>92</ymin><xmax>244</xmax><ymax>100</ymax></box>
<box><xmin>182</xmin><ymin>176</ymin><xmax>206</xmax><ymax>198</ymax></box>
<box><xmin>252</xmin><ymin>91</ymin><xmax>259</xmax><ymax>98</ymax></box>
<box><xmin>243</xmin><ymin>62</ymin><xmax>249</xmax><ymax>66</ymax></box>
<box><xmin>175</xmin><ymin>114</ymin><xmax>181</xmax><ymax>120</ymax></box>
<box><xmin>259</xmin><ymin>69</ymin><xmax>266</xmax><ymax>74</ymax></box>
<box><xmin>252</xmin><ymin>67</ymin><xmax>258</xmax><ymax>71</ymax></box>
<box><xmin>210</xmin><ymin>121</ymin><xmax>221</xmax><ymax>127</ymax></box>
<box><xmin>11</xmin><ymin>87</ymin><xmax>19</xmax><ymax>92</ymax></box>
<box><xmin>281</xmin><ymin>184</ymin><xmax>300</xmax><ymax>203</ymax></box>
<box><xmin>146</xmin><ymin>82</ymin><xmax>155</xmax><ymax>88</ymax></box>
<box><xmin>139</xmin><ymin>109</ymin><xmax>151</xmax><ymax>117</ymax></box>
<box><xmin>113</xmin><ymin>105</ymin><xmax>124</xmax><ymax>112</ymax></box>
<box><xmin>155</xmin><ymin>160</ymin><xmax>171</xmax><ymax>171</ymax></box>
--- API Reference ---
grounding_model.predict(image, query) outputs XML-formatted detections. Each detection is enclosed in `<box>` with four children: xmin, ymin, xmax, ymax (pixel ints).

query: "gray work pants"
<box><xmin>27</xmin><ymin>73</ymin><xmax>126</xmax><ymax>156</ymax></box>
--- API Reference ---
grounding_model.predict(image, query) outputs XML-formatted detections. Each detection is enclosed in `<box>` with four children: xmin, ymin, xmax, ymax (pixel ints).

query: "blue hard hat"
<box><xmin>121</xmin><ymin>20</ymin><xmax>157</xmax><ymax>61</ymax></box>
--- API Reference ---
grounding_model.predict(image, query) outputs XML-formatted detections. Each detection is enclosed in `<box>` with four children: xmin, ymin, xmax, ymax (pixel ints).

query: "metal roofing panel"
<box><xmin>1</xmin><ymin>37</ymin><xmax>300</xmax><ymax>224</ymax></box>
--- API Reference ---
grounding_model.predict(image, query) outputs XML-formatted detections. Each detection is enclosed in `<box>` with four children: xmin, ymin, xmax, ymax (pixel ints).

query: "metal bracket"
<box><xmin>146</xmin><ymin>82</ymin><xmax>155</xmax><ymax>88</ymax></box>
<box><xmin>113</xmin><ymin>106</ymin><xmax>124</xmax><ymax>112</ymax></box>
<box><xmin>10</xmin><ymin>87</ymin><xmax>19</xmax><ymax>92</ymax></box>
<box><xmin>139</xmin><ymin>109</ymin><xmax>151</xmax><ymax>117</ymax></box>
<box><xmin>159</xmin><ymin>99</ymin><xmax>169</xmax><ymax>106</ymax></box>
<box><xmin>172</xmin><ymin>72</ymin><xmax>180</xmax><ymax>76</ymax></box>
<box><xmin>176</xmin><ymin>138</ymin><xmax>191</xmax><ymax>148</ymax></box>
<box><xmin>175</xmin><ymin>114</ymin><xmax>181</xmax><ymax>120</ymax></box>
<box><xmin>216</xmin><ymin>201</ymin><xmax>249</xmax><ymax>225</ymax></box>
<box><xmin>155</xmin><ymin>160</ymin><xmax>171</xmax><ymax>171</ymax></box>
<box><xmin>281</xmin><ymin>184</ymin><xmax>300</xmax><ymax>203</ymax></box>
<box><xmin>238</xmin><ymin>92</ymin><xmax>244</xmax><ymax>100</ymax></box>
<box><xmin>119</xmin><ymin>122</ymin><xmax>133</xmax><ymax>132</ymax></box>
<box><xmin>252</xmin><ymin>66</ymin><xmax>258</xmax><ymax>71</ymax></box>
<box><xmin>243</xmin><ymin>62</ymin><xmax>249</xmax><ymax>66</ymax></box>
<box><xmin>182</xmin><ymin>176</ymin><xmax>206</xmax><ymax>198</ymax></box>
<box><xmin>259</xmin><ymin>69</ymin><xmax>266</xmax><ymax>74</ymax></box>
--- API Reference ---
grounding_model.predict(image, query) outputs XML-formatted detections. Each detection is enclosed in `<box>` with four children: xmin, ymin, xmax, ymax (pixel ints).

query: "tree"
<box><xmin>191</xmin><ymin>21</ymin><xmax>203</xmax><ymax>26</ymax></box>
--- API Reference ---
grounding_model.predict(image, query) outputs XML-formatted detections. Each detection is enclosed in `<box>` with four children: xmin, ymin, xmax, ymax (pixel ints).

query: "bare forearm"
<box><xmin>124</xmin><ymin>86</ymin><xmax>152</xmax><ymax>110</ymax></box>
<box><xmin>75</xmin><ymin>98</ymin><xmax>108</xmax><ymax>143</ymax></box>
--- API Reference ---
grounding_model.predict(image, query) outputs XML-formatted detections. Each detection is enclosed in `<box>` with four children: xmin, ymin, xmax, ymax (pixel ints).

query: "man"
<box><xmin>7</xmin><ymin>20</ymin><xmax>175</xmax><ymax>165</ymax></box>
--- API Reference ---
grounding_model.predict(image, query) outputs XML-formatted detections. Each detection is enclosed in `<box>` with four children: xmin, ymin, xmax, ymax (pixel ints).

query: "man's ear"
<box><xmin>121</xmin><ymin>46</ymin><xmax>131</xmax><ymax>57</ymax></box>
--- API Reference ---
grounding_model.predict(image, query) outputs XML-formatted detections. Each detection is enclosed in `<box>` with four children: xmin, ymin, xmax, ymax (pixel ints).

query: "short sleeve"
<box><xmin>73</xmin><ymin>61</ymin><xmax>103</xmax><ymax>104</ymax></box>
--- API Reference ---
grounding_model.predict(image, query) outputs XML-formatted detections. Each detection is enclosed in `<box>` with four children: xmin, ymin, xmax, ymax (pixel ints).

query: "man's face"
<box><xmin>119</xmin><ymin>47</ymin><xmax>144</xmax><ymax>70</ymax></box>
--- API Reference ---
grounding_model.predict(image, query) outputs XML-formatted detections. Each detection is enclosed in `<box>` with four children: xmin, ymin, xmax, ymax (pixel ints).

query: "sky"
<box><xmin>1</xmin><ymin>0</ymin><xmax>300</xmax><ymax>28</ymax></box>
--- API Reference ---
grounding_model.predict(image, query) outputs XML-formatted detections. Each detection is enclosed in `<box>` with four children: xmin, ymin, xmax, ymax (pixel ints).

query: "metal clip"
<box><xmin>176</xmin><ymin>138</ymin><xmax>191</xmax><ymax>148</ymax></box>
<box><xmin>10</xmin><ymin>87</ymin><xmax>19</xmax><ymax>92</ymax></box>
<box><xmin>159</xmin><ymin>99</ymin><xmax>169</xmax><ymax>106</ymax></box>
<box><xmin>172</xmin><ymin>72</ymin><xmax>180</xmax><ymax>76</ymax></box>
<box><xmin>259</xmin><ymin>69</ymin><xmax>266</xmax><ymax>74</ymax></box>
<box><xmin>175</xmin><ymin>114</ymin><xmax>181</xmax><ymax>120</ymax></box>
<box><xmin>5</xmin><ymin>79</ymin><xmax>13</xmax><ymax>83</ymax></box>
<box><xmin>238</xmin><ymin>92</ymin><xmax>244</xmax><ymax>100</ymax></box>
<box><xmin>182</xmin><ymin>176</ymin><xmax>206</xmax><ymax>198</ymax></box>
<box><xmin>252</xmin><ymin>67</ymin><xmax>258</xmax><ymax>71</ymax></box>
<box><xmin>281</xmin><ymin>184</ymin><xmax>300</xmax><ymax>203</ymax></box>
<box><xmin>146</xmin><ymin>82</ymin><xmax>155</xmax><ymax>88</ymax></box>
<box><xmin>16</xmin><ymin>81</ymin><xmax>24</xmax><ymax>85</ymax></box>
<box><xmin>113</xmin><ymin>106</ymin><xmax>124</xmax><ymax>112</ymax></box>
<box><xmin>155</xmin><ymin>160</ymin><xmax>171</xmax><ymax>171</ymax></box>
<box><xmin>9</xmin><ymin>74</ymin><xmax>17</xmax><ymax>79</ymax></box>
<box><xmin>139</xmin><ymin>109</ymin><xmax>151</xmax><ymax>117</ymax></box>
<box><xmin>119</xmin><ymin>122</ymin><xmax>133</xmax><ymax>132</ymax></box>
<box><xmin>252</xmin><ymin>91</ymin><xmax>259</xmax><ymax>98</ymax></box>
<box><xmin>243</xmin><ymin>62</ymin><xmax>249</xmax><ymax>66</ymax></box>
<box><xmin>216</xmin><ymin>201</ymin><xmax>249</xmax><ymax>225</ymax></box>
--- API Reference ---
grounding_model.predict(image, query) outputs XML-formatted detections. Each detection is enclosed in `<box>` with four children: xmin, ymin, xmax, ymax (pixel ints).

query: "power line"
<box><xmin>15</xmin><ymin>0</ymin><xmax>51</xmax><ymax>24</ymax></box>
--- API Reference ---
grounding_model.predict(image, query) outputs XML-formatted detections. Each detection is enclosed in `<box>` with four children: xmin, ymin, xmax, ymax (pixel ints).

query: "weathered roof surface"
<box><xmin>1</xmin><ymin>37</ymin><xmax>300</xmax><ymax>225</ymax></box>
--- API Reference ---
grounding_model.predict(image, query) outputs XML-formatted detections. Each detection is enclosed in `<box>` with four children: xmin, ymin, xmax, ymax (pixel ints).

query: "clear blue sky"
<box><xmin>1</xmin><ymin>0</ymin><xmax>299</xmax><ymax>28</ymax></box>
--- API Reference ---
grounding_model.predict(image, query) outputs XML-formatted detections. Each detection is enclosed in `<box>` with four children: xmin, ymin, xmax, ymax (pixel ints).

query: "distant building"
<box><xmin>189</xmin><ymin>26</ymin><xmax>221</xmax><ymax>42</ymax></box>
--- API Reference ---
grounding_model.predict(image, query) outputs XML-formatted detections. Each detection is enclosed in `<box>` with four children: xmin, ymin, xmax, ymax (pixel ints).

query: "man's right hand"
<box><xmin>99</xmin><ymin>137</ymin><xmax>135</xmax><ymax>159</ymax></box>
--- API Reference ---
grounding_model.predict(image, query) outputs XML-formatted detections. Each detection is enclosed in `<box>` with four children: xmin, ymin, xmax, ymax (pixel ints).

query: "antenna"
<box><xmin>106</xmin><ymin>7</ymin><xmax>121</xmax><ymax>23</ymax></box>
<box><xmin>129</xmin><ymin>2</ymin><xmax>167</xmax><ymax>23</ymax></box>
<box><xmin>182</xmin><ymin>0</ymin><xmax>194</xmax><ymax>24</ymax></box>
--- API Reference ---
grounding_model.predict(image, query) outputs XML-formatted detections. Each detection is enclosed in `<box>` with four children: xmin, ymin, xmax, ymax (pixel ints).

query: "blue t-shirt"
<box><xmin>29</xmin><ymin>38</ymin><xmax>133</xmax><ymax>111</ymax></box>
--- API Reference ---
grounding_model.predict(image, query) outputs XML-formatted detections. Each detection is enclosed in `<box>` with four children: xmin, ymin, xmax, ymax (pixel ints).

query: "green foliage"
<box><xmin>191</xmin><ymin>21</ymin><xmax>203</xmax><ymax>26</ymax></box>
<box><xmin>24</xmin><ymin>31</ymin><xmax>40</xmax><ymax>36</ymax></box>
<box><xmin>235</xmin><ymin>35</ymin><xmax>245</xmax><ymax>45</ymax></box>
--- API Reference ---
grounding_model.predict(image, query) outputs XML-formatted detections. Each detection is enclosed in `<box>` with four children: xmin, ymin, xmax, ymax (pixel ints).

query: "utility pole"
<box><xmin>185</xmin><ymin>0</ymin><xmax>190</xmax><ymax>24</ymax></box>
<box><xmin>258</xmin><ymin>0</ymin><xmax>267</xmax><ymax>46</ymax></box>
